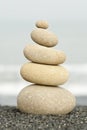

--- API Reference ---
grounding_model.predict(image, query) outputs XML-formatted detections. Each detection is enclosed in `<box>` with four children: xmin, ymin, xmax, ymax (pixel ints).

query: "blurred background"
<box><xmin>0</xmin><ymin>0</ymin><xmax>87</xmax><ymax>105</ymax></box>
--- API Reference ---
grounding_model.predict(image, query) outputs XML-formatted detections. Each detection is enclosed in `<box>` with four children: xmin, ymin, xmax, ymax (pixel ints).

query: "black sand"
<box><xmin>0</xmin><ymin>106</ymin><xmax>87</xmax><ymax>130</ymax></box>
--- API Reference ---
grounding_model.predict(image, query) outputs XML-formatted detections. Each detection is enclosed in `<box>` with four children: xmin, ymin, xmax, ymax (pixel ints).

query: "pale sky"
<box><xmin>0</xmin><ymin>0</ymin><xmax>87</xmax><ymax>21</ymax></box>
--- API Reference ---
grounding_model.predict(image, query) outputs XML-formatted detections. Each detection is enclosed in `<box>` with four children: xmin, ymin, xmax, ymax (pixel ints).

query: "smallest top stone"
<box><xmin>35</xmin><ymin>20</ymin><xmax>49</xmax><ymax>29</ymax></box>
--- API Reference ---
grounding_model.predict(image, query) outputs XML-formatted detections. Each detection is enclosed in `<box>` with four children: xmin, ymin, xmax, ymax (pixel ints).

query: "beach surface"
<box><xmin>0</xmin><ymin>106</ymin><xmax>87</xmax><ymax>130</ymax></box>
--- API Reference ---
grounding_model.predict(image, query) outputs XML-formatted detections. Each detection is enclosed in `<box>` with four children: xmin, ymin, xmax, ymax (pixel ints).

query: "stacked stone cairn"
<box><xmin>17</xmin><ymin>20</ymin><xmax>76</xmax><ymax>115</ymax></box>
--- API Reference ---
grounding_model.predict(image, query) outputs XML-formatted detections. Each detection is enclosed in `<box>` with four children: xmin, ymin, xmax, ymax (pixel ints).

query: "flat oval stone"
<box><xmin>35</xmin><ymin>20</ymin><xmax>49</xmax><ymax>29</ymax></box>
<box><xmin>23</xmin><ymin>44</ymin><xmax>66</xmax><ymax>65</ymax></box>
<box><xmin>17</xmin><ymin>85</ymin><xmax>76</xmax><ymax>115</ymax></box>
<box><xmin>20</xmin><ymin>62</ymin><xmax>69</xmax><ymax>86</ymax></box>
<box><xmin>31</xmin><ymin>29</ymin><xmax>58</xmax><ymax>47</ymax></box>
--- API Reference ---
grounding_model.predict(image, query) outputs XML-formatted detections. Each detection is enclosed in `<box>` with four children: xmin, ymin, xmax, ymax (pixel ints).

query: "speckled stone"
<box><xmin>35</xmin><ymin>20</ymin><xmax>49</xmax><ymax>29</ymax></box>
<box><xmin>31</xmin><ymin>28</ymin><xmax>58</xmax><ymax>47</ymax></box>
<box><xmin>20</xmin><ymin>62</ymin><xmax>69</xmax><ymax>86</ymax></box>
<box><xmin>23</xmin><ymin>44</ymin><xmax>66</xmax><ymax>65</ymax></box>
<box><xmin>17</xmin><ymin>85</ymin><xmax>76</xmax><ymax>115</ymax></box>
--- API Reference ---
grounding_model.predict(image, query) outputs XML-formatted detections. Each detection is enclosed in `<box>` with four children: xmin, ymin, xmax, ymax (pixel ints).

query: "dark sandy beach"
<box><xmin>0</xmin><ymin>106</ymin><xmax>87</xmax><ymax>130</ymax></box>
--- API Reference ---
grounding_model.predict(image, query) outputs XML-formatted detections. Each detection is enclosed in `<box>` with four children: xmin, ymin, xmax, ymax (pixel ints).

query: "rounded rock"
<box><xmin>17</xmin><ymin>85</ymin><xmax>76</xmax><ymax>115</ymax></box>
<box><xmin>20</xmin><ymin>62</ymin><xmax>69</xmax><ymax>86</ymax></box>
<box><xmin>36</xmin><ymin>20</ymin><xmax>49</xmax><ymax>29</ymax></box>
<box><xmin>24</xmin><ymin>44</ymin><xmax>66</xmax><ymax>65</ymax></box>
<box><xmin>31</xmin><ymin>29</ymin><xmax>58</xmax><ymax>47</ymax></box>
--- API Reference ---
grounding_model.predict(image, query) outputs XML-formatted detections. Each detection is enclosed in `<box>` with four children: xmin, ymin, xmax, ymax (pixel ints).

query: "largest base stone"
<box><xmin>17</xmin><ymin>85</ymin><xmax>76</xmax><ymax>115</ymax></box>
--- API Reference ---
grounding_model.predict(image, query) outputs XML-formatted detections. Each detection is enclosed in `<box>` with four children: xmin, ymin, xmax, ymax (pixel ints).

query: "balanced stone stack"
<box><xmin>17</xmin><ymin>20</ymin><xmax>76</xmax><ymax>115</ymax></box>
